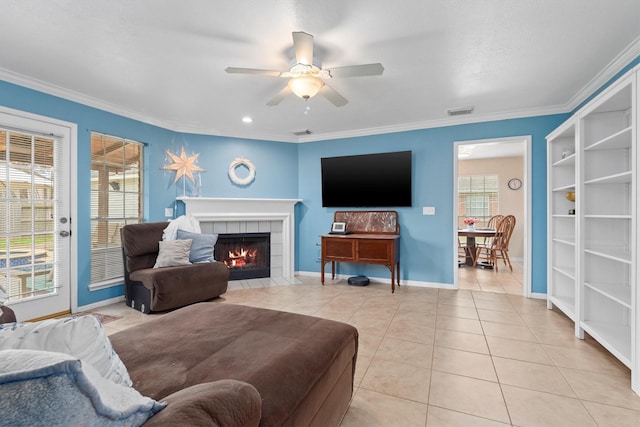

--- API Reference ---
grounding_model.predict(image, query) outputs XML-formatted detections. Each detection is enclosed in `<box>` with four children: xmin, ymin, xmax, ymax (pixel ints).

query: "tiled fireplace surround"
<box><xmin>177</xmin><ymin>197</ymin><xmax>301</xmax><ymax>279</ymax></box>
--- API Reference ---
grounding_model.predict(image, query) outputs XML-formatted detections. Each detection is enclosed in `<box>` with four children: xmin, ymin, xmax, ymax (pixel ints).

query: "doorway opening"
<box><xmin>453</xmin><ymin>136</ymin><xmax>531</xmax><ymax>296</ymax></box>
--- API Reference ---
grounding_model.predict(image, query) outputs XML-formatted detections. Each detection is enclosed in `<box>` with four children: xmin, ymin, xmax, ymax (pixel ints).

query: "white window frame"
<box><xmin>89</xmin><ymin>132</ymin><xmax>143</xmax><ymax>290</ymax></box>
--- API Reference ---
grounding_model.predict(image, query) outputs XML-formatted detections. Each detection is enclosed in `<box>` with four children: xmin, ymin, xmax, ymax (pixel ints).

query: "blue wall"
<box><xmin>0</xmin><ymin>80</ymin><xmax>298</xmax><ymax>307</ymax></box>
<box><xmin>296</xmin><ymin>116</ymin><xmax>566</xmax><ymax>293</ymax></box>
<box><xmin>157</xmin><ymin>133</ymin><xmax>299</xmax><ymax>216</ymax></box>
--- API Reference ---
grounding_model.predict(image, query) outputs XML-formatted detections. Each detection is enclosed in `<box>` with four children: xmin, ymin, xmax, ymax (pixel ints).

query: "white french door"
<box><xmin>0</xmin><ymin>107</ymin><xmax>74</xmax><ymax>321</ymax></box>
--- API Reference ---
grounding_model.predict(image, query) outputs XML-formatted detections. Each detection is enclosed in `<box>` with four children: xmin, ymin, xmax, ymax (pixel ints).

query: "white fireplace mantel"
<box><xmin>177</xmin><ymin>197</ymin><xmax>302</xmax><ymax>277</ymax></box>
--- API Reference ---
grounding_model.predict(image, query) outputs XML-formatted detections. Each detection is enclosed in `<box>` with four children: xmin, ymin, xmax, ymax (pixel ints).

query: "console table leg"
<box><xmin>390</xmin><ymin>264</ymin><xmax>395</xmax><ymax>293</ymax></box>
<box><xmin>321</xmin><ymin>262</ymin><xmax>325</xmax><ymax>285</ymax></box>
<box><xmin>331</xmin><ymin>262</ymin><xmax>335</xmax><ymax>280</ymax></box>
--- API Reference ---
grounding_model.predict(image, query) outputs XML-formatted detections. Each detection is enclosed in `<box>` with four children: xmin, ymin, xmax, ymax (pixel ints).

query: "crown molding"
<box><xmin>296</xmin><ymin>104</ymin><xmax>568</xmax><ymax>143</ymax></box>
<box><xmin>564</xmin><ymin>35</ymin><xmax>640</xmax><ymax>112</ymax></box>
<box><xmin>0</xmin><ymin>66</ymin><xmax>572</xmax><ymax>143</ymax></box>
<box><xmin>0</xmin><ymin>66</ymin><xmax>223</xmax><ymax>136</ymax></box>
<box><xmin>2</xmin><ymin>35</ymin><xmax>638</xmax><ymax>144</ymax></box>
<box><xmin>211</xmin><ymin>128</ymin><xmax>299</xmax><ymax>143</ymax></box>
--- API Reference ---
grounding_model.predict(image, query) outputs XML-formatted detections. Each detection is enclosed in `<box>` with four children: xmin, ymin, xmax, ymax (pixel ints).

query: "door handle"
<box><xmin>59</xmin><ymin>230</ymin><xmax>70</xmax><ymax>238</ymax></box>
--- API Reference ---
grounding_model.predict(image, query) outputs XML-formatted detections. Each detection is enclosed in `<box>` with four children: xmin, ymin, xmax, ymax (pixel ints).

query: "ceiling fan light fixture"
<box><xmin>288</xmin><ymin>75</ymin><xmax>323</xmax><ymax>100</ymax></box>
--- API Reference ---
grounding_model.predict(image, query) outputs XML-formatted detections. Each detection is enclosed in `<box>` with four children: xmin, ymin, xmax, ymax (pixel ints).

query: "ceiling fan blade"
<box><xmin>326</xmin><ymin>63</ymin><xmax>384</xmax><ymax>78</ymax></box>
<box><xmin>225</xmin><ymin>67</ymin><xmax>284</xmax><ymax>77</ymax></box>
<box><xmin>266</xmin><ymin>85</ymin><xmax>292</xmax><ymax>106</ymax></box>
<box><xmin>292</xmin><ymin>31</ymin><xmax>314</xmax><ymax>65</ymax></box>
<box><xmin>320</xmin><ymin>84</ymin><xmax>348</xmax><ymax>107</ymax></box>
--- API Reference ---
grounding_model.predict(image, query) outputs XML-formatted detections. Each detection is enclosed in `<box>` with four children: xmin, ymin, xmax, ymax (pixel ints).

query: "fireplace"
<box><xmin>178</xmin><ymin>197</ymin><xmax>302</xmax><ymax>278</ymax></box>
<box><xmin>215</xmin><ymin>232</ymin><xmax>270</xmax><ymax>280</ymax></box>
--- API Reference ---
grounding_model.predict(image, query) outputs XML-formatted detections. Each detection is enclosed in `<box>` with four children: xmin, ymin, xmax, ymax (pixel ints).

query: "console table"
<box><xmin>321</xmin><ymin>211</ymin><xmax>400</xmax><ymax>292</ymax></box>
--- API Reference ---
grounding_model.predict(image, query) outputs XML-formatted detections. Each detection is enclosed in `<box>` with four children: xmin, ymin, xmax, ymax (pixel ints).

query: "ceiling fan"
<box><xmin>225</xmin><ymin>31</ymin><xmax>384</xmax><ymax>107</ymax></box>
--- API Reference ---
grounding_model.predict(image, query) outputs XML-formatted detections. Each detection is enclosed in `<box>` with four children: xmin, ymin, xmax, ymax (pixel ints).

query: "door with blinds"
<box><xmin>0</xmin><ymin>110</ymin><xmax>72</xmax><ymax>321</ymax></box>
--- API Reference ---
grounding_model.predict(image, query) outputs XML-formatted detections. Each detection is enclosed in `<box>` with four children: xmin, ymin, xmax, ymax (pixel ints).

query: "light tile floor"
<box><xmin>95</xmin><ymin>274</ymin><xmax>640</xmax><ymax>427</ymax></box>
<box><xmin>458</xmin><ymin>260</ymin><xmax>525</xmax><ymax>295</ymax></box>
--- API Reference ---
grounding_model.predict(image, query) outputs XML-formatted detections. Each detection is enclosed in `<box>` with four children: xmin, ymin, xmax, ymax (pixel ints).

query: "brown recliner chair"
<box><xmin>120</xmin><ymin>222</ymin><xmax>229</xmax><ymax>313</ymax></box>
<box><xmin>0</xmin><ymin>305</ymin><xmax>16</xmax><ymax>323</ymax></box>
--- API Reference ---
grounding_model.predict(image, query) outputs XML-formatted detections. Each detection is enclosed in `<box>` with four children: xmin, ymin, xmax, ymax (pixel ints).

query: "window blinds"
<box><xmin>90</xmin><ymin>132</ymin><xmax>143</xmax><ymax>286</ymax></box>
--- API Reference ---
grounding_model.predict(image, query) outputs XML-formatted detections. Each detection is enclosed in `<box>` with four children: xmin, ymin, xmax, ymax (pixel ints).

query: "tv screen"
<box><xmin>321</xmin><ymin>151</ymin><xmax>412</xmax><ymax>207</ymax></box>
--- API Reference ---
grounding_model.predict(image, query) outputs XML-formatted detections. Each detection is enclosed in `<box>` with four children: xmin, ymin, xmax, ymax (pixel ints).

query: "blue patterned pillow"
<box><xmin>0</xmin><ymin>349</ymin><xmax>165</xmax><ymax>426</ymax></box>
<box><xmin>177</xmin><ymin>229</ymin><xmax>218</xmax><ymax>263</ymax></box>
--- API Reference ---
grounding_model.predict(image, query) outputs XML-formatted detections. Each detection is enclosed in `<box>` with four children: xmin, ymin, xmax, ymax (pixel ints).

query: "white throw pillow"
<box><xmin>153</xmin><ymin>239</ymin><xmax>193</xmax><ymax>268</ymax></box>
<box><xmin>0</xmin><ymin>349</ymin><xmax>165</xmax><ymax>426</ymax></box>
<box><xmin>162</xmin><ymin>214</ymin><xmax>201</xmax><ymax>241</ymax></box>
<box><xmin>0</xmin><ymin>315</ymin><xmax>132</xmax><ymax>386</ymax></box>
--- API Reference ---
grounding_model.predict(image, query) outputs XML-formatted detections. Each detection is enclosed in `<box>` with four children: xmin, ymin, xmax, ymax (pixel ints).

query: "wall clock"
<box><xmin>508</xmin><ymin>178</ymin><xmax>522</xmax><ymax>190</ymax></box>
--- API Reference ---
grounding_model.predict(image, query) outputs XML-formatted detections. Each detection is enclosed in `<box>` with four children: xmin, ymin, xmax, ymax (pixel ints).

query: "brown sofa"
<box><xmin>121</xmin><ymin>222</ymin><xmax>229</xmax><ymax>313</ymax></box>
<box><xmin>109</xmin><ymin>302</ymin><xmax>359</xmax><ymax>426</ymax></box>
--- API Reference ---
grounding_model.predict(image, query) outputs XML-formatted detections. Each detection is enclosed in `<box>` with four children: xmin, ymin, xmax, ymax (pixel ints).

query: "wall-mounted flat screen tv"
<box><xmin>321</xmin><ymin>150</ymin><xmax>412</xmax><ymax>207</ymax></box>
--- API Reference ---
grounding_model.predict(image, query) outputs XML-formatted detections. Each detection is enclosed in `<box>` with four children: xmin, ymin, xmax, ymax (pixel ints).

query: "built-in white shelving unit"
<box><xmin>546</xmin><ymin>65</ymin><xmax>639</xmax><ymax>396</ymax></box>
<box><xmin>547</xmin><ymin>117</ymin><xmax>579</xmax><ymax>327</ymax></box>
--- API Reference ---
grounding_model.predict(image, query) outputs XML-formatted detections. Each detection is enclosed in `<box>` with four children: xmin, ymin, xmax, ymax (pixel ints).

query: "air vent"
<box><xmin>291</xmin><ymin>129</ymin><xmax>312</xmax><ymax>136</ymax></box>
<box><xmin>447</xmin><ymin>106</ymin><xmax>474</xmax><ymax>116</ymax></box>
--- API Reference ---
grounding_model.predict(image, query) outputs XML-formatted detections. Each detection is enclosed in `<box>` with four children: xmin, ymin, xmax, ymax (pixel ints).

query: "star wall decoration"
<box><xmin>163</xmin><ymin>146</ymin><xmax>205</xmax><ymax>183</ymax></box>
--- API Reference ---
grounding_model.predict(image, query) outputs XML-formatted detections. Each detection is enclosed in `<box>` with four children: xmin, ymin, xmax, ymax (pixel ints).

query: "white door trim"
<box><xmin>0</xmin><ymin>105</ymin><xmax>78</xmax><ymax>316</ymax></box>
<box><xmin>453</xmin><ymin>135</ymin><xmax>532</xmax><ymax>297</ymax></box>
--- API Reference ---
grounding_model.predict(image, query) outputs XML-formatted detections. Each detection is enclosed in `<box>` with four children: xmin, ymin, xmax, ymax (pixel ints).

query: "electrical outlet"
<box><xmin>164</xmin><ymin>208</ymin><xmax>173</xmax><ymax>217</ymax></box>
<box><xmin>422</xmin><ymin>206</ymin><xmax>435</xmax><ymax>215</ymax></box>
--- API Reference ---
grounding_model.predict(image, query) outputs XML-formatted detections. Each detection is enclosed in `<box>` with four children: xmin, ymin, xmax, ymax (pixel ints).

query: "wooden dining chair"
<box><xmin>473</xmin><ymin>215</ymin><xmax>514</xmax><ymax>271</ymax></box>
<box><xmin>487</xmin><ymin>214</ymin><xmax>504</xmax><ymax>230</ymax></box>
<box><xmin>495</xmin><ymin>215</ymin><xmax>516</xmax><ymax>271</ymax></box>
<box><xmin>458</xmin><ymin>237</ymin><xmax>471</xmax><ymax>266</ymax></box>
<box><xmin>477</xmin><ymin>214</ymin><xmax>504</xmax><ymax>248</ymax></box>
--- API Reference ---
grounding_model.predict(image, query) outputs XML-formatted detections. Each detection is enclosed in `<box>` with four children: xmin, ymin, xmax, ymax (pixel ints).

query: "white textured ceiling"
<box><xmin>0</xmin><ymin>1</ymin><xmax>639</xmax><ymax>142</ymax></box>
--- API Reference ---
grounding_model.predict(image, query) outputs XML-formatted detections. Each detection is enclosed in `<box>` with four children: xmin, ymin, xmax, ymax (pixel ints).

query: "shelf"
<box><xmin>548</xmin><ymin>295</ymin><xmax>576</xmax><ymax>321</ymax></box>
<box><xmin>552</xmin><ymin>237</ymin><xmax>575</xmax><ymax>246</ymax></box>
<box><xmin>584</xmin><ymin>214</ymin><xmax>632</xmax><ymax>220</ymax></box>
<box><xmin>584</xmin><ymin>282</ymin><xmax>632</xmax><ymax>308</ymax></box>
<box><xmin>552</xmin><ymin>184</ymin><xmax>576</xmax><ymax>192</ymax></box>
<box><xmin>584</xmin><ymin>247</ymin><xmax>632</xmax><ymax>264</ymax></box>
<box><xmin>584</xmin><ymin>170</ymin><xmax>632</xmax><ymax>185</ymax></box>
<box><xmin>547</xmin><ymin>70</ymin><xmax>636</xmax><ymax>395</ymax></box>
<box><xmin>552</xmin><ymin>266</ymin><xmax>575</xmax><ymax>280</ymax></box>
<box><xmin>580</xmin><ymin>321</ymin><xmax>631</xmax><ymax>367</ymax></box>
<box><xmin>584</xmin><ymin>126</ymin><xmax>632</xmax><ymax>151</ymax></box>
<box><xmin>552</xmin><ymin>153</ymin><xmax>576</xmax><ymax>167</ymax></box>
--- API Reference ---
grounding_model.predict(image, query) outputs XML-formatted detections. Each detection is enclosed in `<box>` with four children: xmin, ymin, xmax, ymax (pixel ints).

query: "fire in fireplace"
<box><xmin>214</xmin><ymin>232</ymin><xmax>270</xmax><ymax>280</ymax></box>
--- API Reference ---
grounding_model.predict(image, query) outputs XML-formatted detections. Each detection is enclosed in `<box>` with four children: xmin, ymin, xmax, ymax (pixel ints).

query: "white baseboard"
<box><xmin>75</xmin><ymin>295</ymin><xmax>125</xmax><ymax>313</ymax></box>
<box><xmin>296</xmin><ymin>270</ymin><xmax>549</xmax><ymax>298</ymax></box>
<box><xmin>295</xmin><ymin>270</ymin><xmax>455</xmax><ymax>289</ymax></box>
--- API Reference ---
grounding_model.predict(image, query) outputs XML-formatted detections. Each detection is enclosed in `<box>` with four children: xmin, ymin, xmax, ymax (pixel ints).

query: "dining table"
<box><xmin>458</xmin><ymin>228</ymin><xmax>499</xmax><ymax>266</ymax></box>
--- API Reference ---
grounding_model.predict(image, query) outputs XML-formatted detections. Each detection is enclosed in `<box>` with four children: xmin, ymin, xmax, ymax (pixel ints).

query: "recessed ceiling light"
<box><xmin>242</xmin><ymin>116</ymin><xmax>253</xmax><ymax>124</ymax></box>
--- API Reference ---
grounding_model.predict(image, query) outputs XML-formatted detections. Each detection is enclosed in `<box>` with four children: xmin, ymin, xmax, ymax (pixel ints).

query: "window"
<box><xmin>90</xmin><ymin>133</ymin><xmax>143</xmax><ymax>287</ymax></box>
<box><xmin>458</xmin><ymin>175</ymin><xmax>499</xmax><ymax>227</ymax></box>
<box><xmin>1</xmin><ymin>129</ymin><xmax>57</xmax><ymax>301</ymax></box>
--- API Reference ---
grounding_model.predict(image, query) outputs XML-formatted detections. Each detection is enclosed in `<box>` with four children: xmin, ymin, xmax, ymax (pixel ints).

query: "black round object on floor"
<box><xmin>347</xmin><ymin>275</ymin><xmax>369</xmax><ymax>286</ymax></box>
